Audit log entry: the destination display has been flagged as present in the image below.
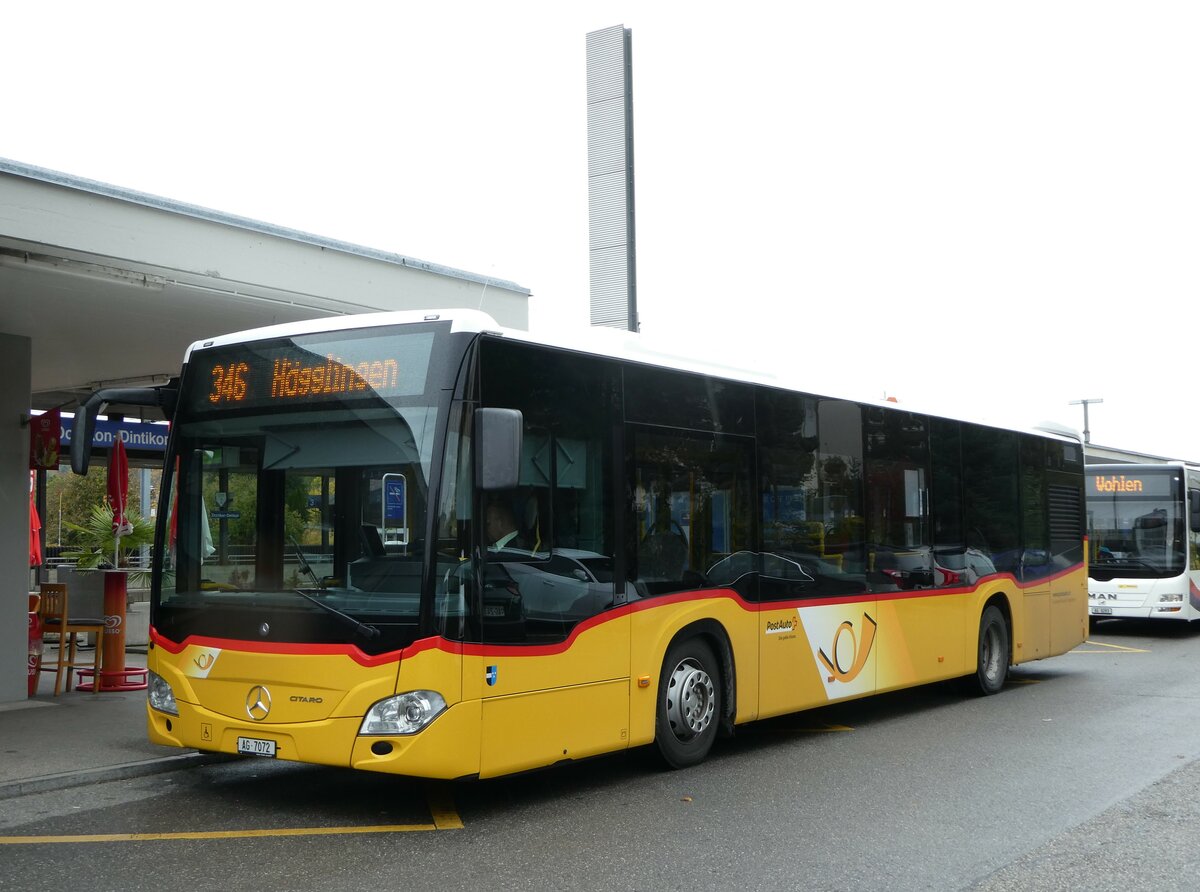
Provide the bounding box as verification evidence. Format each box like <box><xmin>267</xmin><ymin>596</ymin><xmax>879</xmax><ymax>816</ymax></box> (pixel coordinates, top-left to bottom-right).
<box><xmin>185</xmin><ymin>329</ymin><xmax>436</xmax><ymax>413</ymax></box>
<box><xmin>1089</xmin><ymin>472</ymin><xmax>1177</xmax><ymax>498</ymax></box>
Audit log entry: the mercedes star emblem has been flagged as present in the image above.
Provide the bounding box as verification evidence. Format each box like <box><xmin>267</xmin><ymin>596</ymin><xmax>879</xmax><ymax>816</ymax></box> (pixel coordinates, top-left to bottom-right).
<box><xmin>245</xmin><ymin>685</ymin><xmax>272</xmax><ymax>721</ymax></box>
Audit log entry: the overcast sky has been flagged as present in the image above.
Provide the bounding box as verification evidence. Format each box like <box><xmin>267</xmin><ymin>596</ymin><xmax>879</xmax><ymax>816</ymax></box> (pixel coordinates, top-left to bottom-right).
<box><xmin>5</xmin><ymin>2</ymin><xmax>1198</xmax><ymax>458</ymax></box>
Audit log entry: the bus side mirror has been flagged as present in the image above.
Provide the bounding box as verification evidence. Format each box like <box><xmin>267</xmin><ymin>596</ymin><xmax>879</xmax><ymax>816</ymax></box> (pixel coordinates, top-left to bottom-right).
<box><xmin>475</xmin><ymin>407</ymin><xmax>523</xmax><ymax>491</ymax></box>
<box><xmin>71</xmin><ymin>385</ymin><xmax>176</xmax><ymax>474</ymax></box>
<box><xmin>1190</xmin><ymin>491</ymin><xmax>1200</xmax><ymax>533</ymax></box>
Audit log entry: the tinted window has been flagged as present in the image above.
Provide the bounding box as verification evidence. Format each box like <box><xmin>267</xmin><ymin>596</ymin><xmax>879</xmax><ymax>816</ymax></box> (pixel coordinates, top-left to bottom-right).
<box><xmin>930</xmin><ymin>418</ymin><xmax>989</xmax><ymax>587</ymax></box>
<box><xmin>630</xmin><ymin>428</ymin><xmax>754</xmax><ymax>597</ymax></box>
<box><xmin>962</xmin><ymin>427</ymin><xmax>1019</xmax><ymax>574</ymax></box>
<box><xmin>865</xmin><ymin>408</ymin><xmax>932</xmax><ymax>592</ymax></box>
<box><xmin>1019</xmin><ymin>435</ymin><xmax>1051</xmax><ymax>581</ymax></box>
<box><xmin>475</xmin><ymin>342</ymin><xmax>619</xmax><ymax>644</ymax></box>
<box><xmin>624</xmin><ymin>365</ymin><xmax>754</xmax><ymax>435</ymax></box>
<box><xmin>757</xmin><ymin>391</ymin><xmax>867</xmax><ymax>599</ymax></box>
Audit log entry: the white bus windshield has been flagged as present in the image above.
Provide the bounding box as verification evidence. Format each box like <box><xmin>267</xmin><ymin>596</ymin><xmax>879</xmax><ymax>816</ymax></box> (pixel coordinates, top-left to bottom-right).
<box><xmin>1087</xmin><ymin>469</ymin><xmax>1186</xmax><ymax>579</ymax></box>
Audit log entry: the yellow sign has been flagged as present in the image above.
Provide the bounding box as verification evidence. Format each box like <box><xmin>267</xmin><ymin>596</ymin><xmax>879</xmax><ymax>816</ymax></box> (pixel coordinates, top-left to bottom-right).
<box><xmin>1092</xmin><ymin>475</ymin><xmax>1144</xmax><ymax>493</ymax></box>
<box><xmin>207</xmin><ymin>355</ymin><xmax>400</xmax><ymax>406</ymax></box>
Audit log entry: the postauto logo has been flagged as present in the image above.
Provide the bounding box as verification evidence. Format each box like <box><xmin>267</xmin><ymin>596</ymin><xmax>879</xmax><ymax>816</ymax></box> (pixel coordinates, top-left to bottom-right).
<box><xmin>817</xmin><ymin>613</ymin><xmax>878</xmax><ymax>684</ymax></box>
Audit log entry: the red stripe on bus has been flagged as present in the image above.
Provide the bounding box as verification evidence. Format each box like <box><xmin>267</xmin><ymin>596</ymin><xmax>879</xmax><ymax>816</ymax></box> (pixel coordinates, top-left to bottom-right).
<box><xmin>151</xmin><ymin>559</ymin><xmax>1084</xmax><ymax>662</ymax></box>
<box><xmin>149</xmin><ymin>628</ymin><xmax>403</xmax><ymax>667</ymax></box>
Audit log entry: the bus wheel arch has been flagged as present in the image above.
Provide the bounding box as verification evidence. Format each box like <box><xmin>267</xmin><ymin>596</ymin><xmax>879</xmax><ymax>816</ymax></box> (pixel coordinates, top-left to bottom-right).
<box><xmin>654</xmin><ymin>621</ymin><xmax>734</xmax><ymax>769</ymax></box>
<box><xmin>972</xmin><ymin>597</ymin><xmax>1012</xmax><ymax>696</ymax></box>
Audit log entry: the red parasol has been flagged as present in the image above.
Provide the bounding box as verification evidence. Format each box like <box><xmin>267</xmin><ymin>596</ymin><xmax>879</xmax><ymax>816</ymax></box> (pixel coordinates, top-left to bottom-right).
<box><xmin>95</xmin><ymin>436</ymin><xmax>146</xmax><ymax>693</ymax></box>
<box><xmin>29</xmin><ymin>473</ymin><xmax>42</xmax><ymax>567</ymax></box>
<box><xmin>108</xmin><ymin>437</ymin><xmax>133</xmax><ymax>539</ymax></box>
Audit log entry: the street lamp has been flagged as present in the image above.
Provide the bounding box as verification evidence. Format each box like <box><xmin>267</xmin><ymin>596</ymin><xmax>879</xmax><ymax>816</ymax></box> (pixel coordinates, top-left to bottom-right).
<box><xmin>1069</xmin><ymin>398</ymin><xmax>1103</xmax><ymax>444</ymax></box>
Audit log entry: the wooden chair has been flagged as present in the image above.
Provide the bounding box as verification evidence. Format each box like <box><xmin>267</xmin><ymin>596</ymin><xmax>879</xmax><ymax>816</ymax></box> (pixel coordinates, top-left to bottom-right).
<box><xmin>37</xmin><ymin>583</ymin><xmax>104</xmax><ymax>696</ymax></box>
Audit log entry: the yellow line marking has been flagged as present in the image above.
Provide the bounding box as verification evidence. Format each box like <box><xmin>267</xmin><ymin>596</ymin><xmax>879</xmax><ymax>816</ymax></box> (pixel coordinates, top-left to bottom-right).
<box><xmin>426</xmin><ymin>785</ymin><xmax>465</xmax><ymax>830</ymax></box>
<box><xmin>0</xmin><ymin>824</ymin><xmax>437</xmax><ymax>844</ymax></box>
<box><xmin>1074</xmin><ymin>640</ymin><xmax>1150</xmax><ymax>653</ymax></box>
<box><xmin>0</xmin><ymin>788</ymin><xmax>465</xmax><ymax>845</ymax></box>
<box><xmin>756</xmin><ymin>722</ymin><xmax>854</xmax><ymax>734</ymax></box>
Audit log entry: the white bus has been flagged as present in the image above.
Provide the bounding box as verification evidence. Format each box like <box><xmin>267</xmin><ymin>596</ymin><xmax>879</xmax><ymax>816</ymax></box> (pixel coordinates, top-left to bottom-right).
<box><xmin>1086</xmin><ymin>462</ymin><xmax>1200</xmax><ymax>622</ymax></box>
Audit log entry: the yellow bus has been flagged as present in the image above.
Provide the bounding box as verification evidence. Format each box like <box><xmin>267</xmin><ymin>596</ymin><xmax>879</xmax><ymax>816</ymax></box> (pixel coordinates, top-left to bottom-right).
<box><xmin>73</xmin><ymin>310</ymin><xmax>1088</xmax><ymax>777</ymax></box>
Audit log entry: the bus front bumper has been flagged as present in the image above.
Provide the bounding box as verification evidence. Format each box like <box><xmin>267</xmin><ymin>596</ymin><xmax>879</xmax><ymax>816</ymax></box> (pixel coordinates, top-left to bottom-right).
<box><xmin>147</xmin><ymin>698</ymin><xmax>482</xmax><ymax>779</ymax></box>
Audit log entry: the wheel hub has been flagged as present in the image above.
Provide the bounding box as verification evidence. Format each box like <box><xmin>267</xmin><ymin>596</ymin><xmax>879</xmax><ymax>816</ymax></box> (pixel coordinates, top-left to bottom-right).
<box><xmin>666</xmin><ymin>658</ymin><xmax>715</xmax><ymax>740</ymax></box>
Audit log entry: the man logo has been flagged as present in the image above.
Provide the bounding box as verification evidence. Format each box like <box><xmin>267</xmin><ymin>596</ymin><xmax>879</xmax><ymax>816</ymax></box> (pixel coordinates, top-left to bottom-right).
<box><xmin>817</xmin><ymin>613</ymin><xmax>878</xmax><ymax>684</ymax></box>
<box><xmin>245</xmin><ymin>685</ymin><xmax>272</xmax><ymax>721</ymax></box>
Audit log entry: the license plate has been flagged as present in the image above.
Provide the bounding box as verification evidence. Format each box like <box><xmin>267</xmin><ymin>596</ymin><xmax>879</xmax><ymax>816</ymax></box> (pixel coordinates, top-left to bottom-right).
<box><xmin>236</xmin><ymin>736</ymin><xmax>277</xmax><ymax>757</ymax></box>
<box><xmin>1091</xmin><ymin>606</ymin><xmax>1113</xmax><ymax>616</ymax></box>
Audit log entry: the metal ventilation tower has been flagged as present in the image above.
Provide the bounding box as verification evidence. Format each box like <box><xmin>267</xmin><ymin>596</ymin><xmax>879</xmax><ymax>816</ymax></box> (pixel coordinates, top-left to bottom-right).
<box><xmin>586</xmin><ymin>25</ymin><xmax>637</xmax><ymax>332</ymax></box>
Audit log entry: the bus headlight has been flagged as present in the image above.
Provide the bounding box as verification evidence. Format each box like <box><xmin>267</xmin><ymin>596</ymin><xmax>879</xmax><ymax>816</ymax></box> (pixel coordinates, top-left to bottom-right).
<box><xmin>359</xmin><ymin>691</ymin><xmax>447</xmax><ymax>735</ymax></box>
<box><xmin>148</xmin><ymin>671</ymin><xmax>179</xmax><ymax>716</ymax></box>
<box><xmin>1159</xmin><ymin>593</ymin><xmax>1184</xmax><ymax>603</ymax></box>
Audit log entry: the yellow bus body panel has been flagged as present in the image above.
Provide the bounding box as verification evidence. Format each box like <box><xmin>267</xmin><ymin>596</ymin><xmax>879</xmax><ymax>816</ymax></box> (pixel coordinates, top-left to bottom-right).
<box><xmin>147</xmin><ymin>639</ymin><xmax>403</xmax><ymax>769</ymax></box>
<box><xmin>628</xmin><ymin>592</ymin><xmax>760</xmax><ymax>749</ymax></box>
<box><xmin>147</xmin><ymin>561</ymin><xmax>1086</xmax><ymax>779</ymax></box>
<box><xmin>461</xmin><ymin>611</ymin><xmax>630</xmax><ymax>777</ymax></box>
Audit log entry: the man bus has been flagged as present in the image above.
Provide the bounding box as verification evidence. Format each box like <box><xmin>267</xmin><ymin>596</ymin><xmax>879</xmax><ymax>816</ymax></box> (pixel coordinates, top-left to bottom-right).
<box><xmin>72</xmin><ymin>309</ymin><xmax>1088</xmax><ymax>778</ymax></box>
<box><xmin>1087</xmin><ymin>462</ymin><xmax>1200</xmax><ymax>622</ymax></box>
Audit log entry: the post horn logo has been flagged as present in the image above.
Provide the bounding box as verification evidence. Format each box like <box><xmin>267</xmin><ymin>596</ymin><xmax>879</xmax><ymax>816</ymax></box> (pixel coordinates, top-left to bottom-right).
<box><xmin>817</xmin><ymin>613</ymin><xmax>878</xmax><ymax>684</ymax></box>
<box><xmin>246</xmin><ymin>685</ymin><xmax>272</xmax><ymax>721</ymax></box>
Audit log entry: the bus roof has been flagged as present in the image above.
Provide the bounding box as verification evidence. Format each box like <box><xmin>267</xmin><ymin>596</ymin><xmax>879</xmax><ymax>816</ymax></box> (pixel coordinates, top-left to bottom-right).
<box><xmin>184</xmin><ymin>308</ymin><xmax>1082</xmax><ymax>445</ymax></box>
<box><xmin>1087</xmin><ymin>461</ymin><xmax>1200</xmax><ymax>473</ymax></box>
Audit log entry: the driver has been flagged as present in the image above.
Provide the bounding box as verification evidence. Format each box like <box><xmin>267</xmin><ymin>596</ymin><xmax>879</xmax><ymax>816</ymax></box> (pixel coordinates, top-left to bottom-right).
<box><xmin>486</xmin><ymin>502</ymin><xmax>527</xmax><ymax>550</ymax></box>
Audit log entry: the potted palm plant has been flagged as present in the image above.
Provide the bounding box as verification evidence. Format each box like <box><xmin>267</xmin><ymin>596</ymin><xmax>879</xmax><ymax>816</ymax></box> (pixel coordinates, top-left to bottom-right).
<box><xmin>58</xmin><ymin>499</ymin><xmax>157</xmax><ymax>691</ymax></box>
<box><xmin>62</xmin><ymin>502</ymin><xmax>155</xmax><ymax>587</ymax></box>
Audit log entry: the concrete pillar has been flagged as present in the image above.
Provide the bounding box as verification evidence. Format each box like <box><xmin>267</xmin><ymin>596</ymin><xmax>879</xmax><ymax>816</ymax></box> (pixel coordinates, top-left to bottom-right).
<box><xmin>0</xmin><ymin>334</ymin><xmax>32</xmax><ymax>702</ymax></box>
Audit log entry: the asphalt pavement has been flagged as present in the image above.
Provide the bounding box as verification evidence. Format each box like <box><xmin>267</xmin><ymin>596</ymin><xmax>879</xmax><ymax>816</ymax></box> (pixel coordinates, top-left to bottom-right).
<box><xmin>0</xmin><ymin>634</ymin><xmax>225</xmax><ymax>801</ymax></box>
<box><xmin>3</xmin><ymin>626</ymin><xmax>1200</xmax><ymax>890</ymax></box>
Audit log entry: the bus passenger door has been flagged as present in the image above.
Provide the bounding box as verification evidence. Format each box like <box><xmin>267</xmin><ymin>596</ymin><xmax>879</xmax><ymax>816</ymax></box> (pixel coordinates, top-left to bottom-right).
<box><xmin>470</xmin><ymin>338</ymin><xmax>629</xmax><ymax>778</ymax></box>
<box><xmin>473</xmin><ymin>548</ymin><xmax>630</xmax><ymax>779</ymax></box>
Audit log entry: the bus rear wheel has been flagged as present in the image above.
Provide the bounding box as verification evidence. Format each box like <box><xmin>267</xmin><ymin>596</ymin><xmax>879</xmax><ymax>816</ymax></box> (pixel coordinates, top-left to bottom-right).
<box><xmin>655</xmin><ymin>638</ymin><xmax>721</xmax><ymax>769</ymax></box>
<box><xmin>972</xmin><ymin>605</ymin><xmax>1010</xmax><ymax>695</ymax></box>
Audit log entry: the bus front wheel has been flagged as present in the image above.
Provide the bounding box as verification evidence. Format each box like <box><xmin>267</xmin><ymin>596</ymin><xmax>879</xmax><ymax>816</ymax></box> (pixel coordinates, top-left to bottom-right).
<box><xmin>972</xmin><ymin>605</ymin><xmax>1010</xmax><ymax>695</ymax></box>
<box><xmin>655</xmin><ymin>638</ymin><xmax>721</xmax><ymax>769</ymax></box>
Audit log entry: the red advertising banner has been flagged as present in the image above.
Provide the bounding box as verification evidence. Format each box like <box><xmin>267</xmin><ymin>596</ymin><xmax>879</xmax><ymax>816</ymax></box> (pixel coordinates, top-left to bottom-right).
<box><xmin>29</xmin><ymin>408</ymin><xmax>61</xmax><ymax>470</ymax></box>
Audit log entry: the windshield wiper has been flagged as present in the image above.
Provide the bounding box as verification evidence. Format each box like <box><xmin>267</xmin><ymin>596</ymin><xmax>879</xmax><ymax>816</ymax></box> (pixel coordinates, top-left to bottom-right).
<box><xmin>1105</xmin><ymin>558</ymin><xmax>1155</xmax><ymax>570</ymax></box>
<box><xmin>289</xmin><ymin>589</ymin><xmax>381</xmax><ymax>640</ymax></box>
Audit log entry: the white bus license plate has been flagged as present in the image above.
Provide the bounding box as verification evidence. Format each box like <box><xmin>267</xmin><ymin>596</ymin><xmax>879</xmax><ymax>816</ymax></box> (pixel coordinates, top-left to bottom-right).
<box><xmin>1091</xmin><ymin>606</ymin><xmax>1113</xmax><ymax>616</ymax></box>
<box><xmin>237</xmin><ymin>736</ymin><xmax>277</xmax><ymax>757</ymax></box>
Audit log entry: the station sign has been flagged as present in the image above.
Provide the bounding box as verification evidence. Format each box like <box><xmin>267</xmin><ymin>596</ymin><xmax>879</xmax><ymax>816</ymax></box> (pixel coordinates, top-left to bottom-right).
<box><xmin>53</xmin><ymin>414</ymin><xmax>169</xmax><ymax>456</ymax></box>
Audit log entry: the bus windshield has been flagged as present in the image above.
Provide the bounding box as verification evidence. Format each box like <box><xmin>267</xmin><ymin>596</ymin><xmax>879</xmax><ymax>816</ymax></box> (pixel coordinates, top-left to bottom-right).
<box><xmin>154</xmin><ymin>322</ymin><xmax>465</xmax><ymax>654</ymax></box>
<box><xmin>1087</xmin><ymin>468</ymin><xmax>1186</xmax><ymax>580</ymax></box>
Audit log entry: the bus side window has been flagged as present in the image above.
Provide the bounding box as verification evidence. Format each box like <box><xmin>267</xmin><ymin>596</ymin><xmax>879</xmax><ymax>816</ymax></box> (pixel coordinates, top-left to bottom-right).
<box><xmin>475</xmin><ymin>340</ymin><xmax>620</xmax><ymax>645</ymax></box>
<box><xmin>630</xmin><ymin>427</ymin><xmax>753</xmax><ymax>597</ymax></box>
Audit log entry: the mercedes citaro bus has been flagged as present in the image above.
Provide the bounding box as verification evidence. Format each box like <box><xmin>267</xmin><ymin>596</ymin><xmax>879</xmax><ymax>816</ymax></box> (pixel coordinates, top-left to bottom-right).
<box><xmin>72</xmin><ymin>310</ymin><xmax>1088</xmax><ymax>778</ymax></box>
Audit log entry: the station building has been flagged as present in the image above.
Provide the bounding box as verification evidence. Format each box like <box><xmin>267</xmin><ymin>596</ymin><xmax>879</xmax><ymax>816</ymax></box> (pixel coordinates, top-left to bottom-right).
<box><xmin>0</xmin><ymin>158</ymin><xmax>530</xmax><ymax>702</ymax></box>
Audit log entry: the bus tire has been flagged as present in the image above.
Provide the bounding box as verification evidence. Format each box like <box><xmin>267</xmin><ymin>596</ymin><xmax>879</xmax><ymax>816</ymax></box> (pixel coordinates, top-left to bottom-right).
<box><xmin>972</xmin><ymin>605</ymin><xmax>1010</xmax><ymax>695</ymax></box>
<box><xmin>655</xmin><ymin>638</ymin><xmax>721</xmax><ymax>769</ymax></box>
